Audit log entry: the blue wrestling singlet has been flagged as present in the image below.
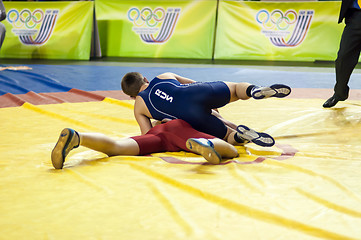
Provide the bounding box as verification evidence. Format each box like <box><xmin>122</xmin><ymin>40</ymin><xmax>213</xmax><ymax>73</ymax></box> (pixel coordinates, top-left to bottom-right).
<box><xmin>137</xmin><ymin>77</ymin><xmax>231</xmax><ymax>139</ymax></box>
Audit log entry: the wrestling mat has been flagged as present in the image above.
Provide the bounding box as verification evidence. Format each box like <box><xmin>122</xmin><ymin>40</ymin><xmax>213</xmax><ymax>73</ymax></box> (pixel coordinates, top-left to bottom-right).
<box><xmin>1</xmin><ymin>63</ymin><xmax>361</xmax><ymax>239</ymax></box>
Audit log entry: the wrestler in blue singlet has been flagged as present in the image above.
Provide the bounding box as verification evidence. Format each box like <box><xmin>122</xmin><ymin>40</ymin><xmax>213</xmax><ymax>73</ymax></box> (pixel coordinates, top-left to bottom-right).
<box><xmin>138</xmin><ymin>77</ymin><xmax>231</xmax><ymax>139</ymax></box>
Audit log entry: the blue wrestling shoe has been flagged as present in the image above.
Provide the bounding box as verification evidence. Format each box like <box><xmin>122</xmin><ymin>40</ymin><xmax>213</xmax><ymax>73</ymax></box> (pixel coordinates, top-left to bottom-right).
<box><xmin>236</xmin><ymin>125</ymin><xmax>275</xmax><ymax>147</ymax></box>
<box><xmin>251</xmin><ymin>84</ymin><xmax>291</xmax><ymax>99</ymax></box>
<box><xmin>186</xmin><ymin>138</ymin><xmax>221</xmax><ymax>164</ymax></box>
<box><xmin>51</xmin><ymin>128</ymin><xmax>79</xmax><ymax>169</ymax></box>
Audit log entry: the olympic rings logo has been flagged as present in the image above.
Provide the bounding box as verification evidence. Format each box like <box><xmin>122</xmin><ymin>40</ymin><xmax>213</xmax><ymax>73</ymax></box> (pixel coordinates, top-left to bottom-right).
<box><xmin>7</xmin><ymin>9</ymin><xmax>44</xmax><ymax>29</ymax></box>
<box><xmin>128</xmin><ymin>7</ymin><xmax>165</xmax><ymax>27</ymax></box>
<box><xmin>256</xmin><ymin>9</ymin><xmax>297</xmax><ymax>31</ymax></box>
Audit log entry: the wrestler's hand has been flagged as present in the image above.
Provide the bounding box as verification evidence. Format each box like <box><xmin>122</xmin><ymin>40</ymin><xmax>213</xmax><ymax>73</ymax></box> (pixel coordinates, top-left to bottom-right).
<box><xmin>151</xmin><ymin>118</ymin><xmax>172</xmax><ymax>127</ymax></box>
<box><xmin>151</xmin><ymin>120</ymin><xmax>162</xmax><ymax>127</ymax></box>
<box><xmin>161</xmin><ymin>118</ymin><xmax>172</xmax><ymax>123</ymax></box>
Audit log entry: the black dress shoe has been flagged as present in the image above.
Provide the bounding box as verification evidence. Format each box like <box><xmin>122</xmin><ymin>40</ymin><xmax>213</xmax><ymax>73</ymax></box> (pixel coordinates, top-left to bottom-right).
<box><xmin>323</xmin><ymin>96</ymin><xmax>339</xmax><ymax>108</ymax></box>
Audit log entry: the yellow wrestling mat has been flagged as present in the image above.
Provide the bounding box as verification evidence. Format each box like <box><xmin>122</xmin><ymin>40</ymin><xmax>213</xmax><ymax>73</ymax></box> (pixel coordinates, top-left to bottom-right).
<box><xmin>1</xmin><ymin>97</ymin><xmax>361</xmax><ymax>239</ymax></box>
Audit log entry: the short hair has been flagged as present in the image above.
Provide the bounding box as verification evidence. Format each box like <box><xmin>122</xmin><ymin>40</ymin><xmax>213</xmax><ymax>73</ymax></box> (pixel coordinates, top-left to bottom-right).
<box><xmin>121</xmin><ymin>72</ymin><xmax>146</xmax><ymax>97</ymax></box>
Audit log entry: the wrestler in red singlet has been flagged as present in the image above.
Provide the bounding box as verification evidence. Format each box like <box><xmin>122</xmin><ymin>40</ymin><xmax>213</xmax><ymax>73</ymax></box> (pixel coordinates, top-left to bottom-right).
<box><xmin>131</xmin><ymin>119</ymin><xmax>215</xmax><ymax>155</ymax></box>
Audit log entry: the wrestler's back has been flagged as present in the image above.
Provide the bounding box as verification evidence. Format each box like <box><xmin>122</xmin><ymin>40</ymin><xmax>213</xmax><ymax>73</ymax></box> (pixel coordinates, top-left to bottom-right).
<box><xmin>138</xmin><ymin>78</ymin><xmax>198</xmax><ymax>120</ymax></box>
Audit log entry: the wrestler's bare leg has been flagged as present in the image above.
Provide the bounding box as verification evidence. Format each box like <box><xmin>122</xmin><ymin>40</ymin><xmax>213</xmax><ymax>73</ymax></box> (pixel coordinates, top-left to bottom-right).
<box><xmin>209</xmin><ymin>138</ymin><xmax>238</xmax><ymax>158</ymax></box>
<box><xmin>224</xmin><ymin>82</ymin><xmax>291</xmax><ymax>102</ymax></box>
<box><xmin>51</xmin><ymin>129</ymin><xmax>140</xmax><ymax>169</ymax></box>
<box><xmin>79</xmin><ymin>132</ymin><xmax>139</xmax><ymax>156</ymax></box>
<box><xmin>225</xmin><ymin>82</ymin><xmax>251</xmax><ymax>102</ymax></box>
<box><xmin>186</xmin><ymin>138</ymin><xmax>238</xmax><ymax>164</ymax></box>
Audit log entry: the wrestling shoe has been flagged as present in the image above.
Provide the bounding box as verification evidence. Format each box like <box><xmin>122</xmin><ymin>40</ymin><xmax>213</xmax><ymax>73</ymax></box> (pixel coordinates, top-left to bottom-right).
<box><xmin>251</xmin><ymin>84</ymin><xmax>291</xmax><ymax>99</ymax></box>
<box><xmin>236</xmin><ymin>125</ymin><xmax>275</xmax><ymax>147</ymax></box>
<box><xmin>186</xmin><ymin>138</ymin><xmax>222</xmax><ymax>164</ymax></box>
<box><xmin>51</xmin><ymin>128</ymin><xmax>79</xmax><ymax>169</ymax></box>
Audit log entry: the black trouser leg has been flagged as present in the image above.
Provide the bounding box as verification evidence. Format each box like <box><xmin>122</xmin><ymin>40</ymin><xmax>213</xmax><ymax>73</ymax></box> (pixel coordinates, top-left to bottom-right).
<box><xmin>0</xmin><ymin>23</ymin><xmax>5</xmax><ymax>50</ymax></box>
<box><xmin>334</xmin><ymin>10</ymin><xmax>361</xmax><ymax>100</ymax></box>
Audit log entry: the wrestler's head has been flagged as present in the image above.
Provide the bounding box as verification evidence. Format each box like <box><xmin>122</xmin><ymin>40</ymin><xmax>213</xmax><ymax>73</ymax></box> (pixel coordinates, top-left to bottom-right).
<box><xmin>121</xmin><ymin>72</ymin><xmax>148</xmax><ymax>98</ymax></box>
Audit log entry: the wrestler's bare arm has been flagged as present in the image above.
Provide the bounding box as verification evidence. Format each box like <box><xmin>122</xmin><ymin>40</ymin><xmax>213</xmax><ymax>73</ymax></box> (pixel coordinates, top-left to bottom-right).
<box><xmin>134</xmin><ymin>97</ymin><xmax>153</xmax><ymax>135</ymax></box>
<box><xmin>157</xmin><ymin>72</ymin><xmax>195</xmax><ymax>84</ymax></box>
<box><xmin>135</xmin><ymin>111</ymin><xmax>152</xmax><ymax>135</ymax></box>
<box><xmin>211</xmin><ymin>109</ymin><xmax>237</xmax><ymax>130</ymax></box>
